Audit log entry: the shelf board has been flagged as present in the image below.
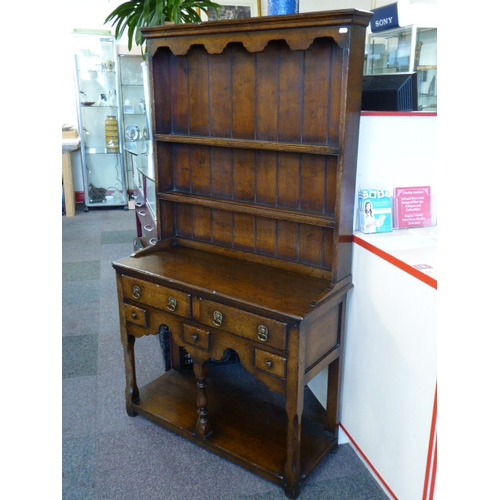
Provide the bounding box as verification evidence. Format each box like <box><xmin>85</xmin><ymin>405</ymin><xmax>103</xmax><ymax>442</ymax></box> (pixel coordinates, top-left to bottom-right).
<box><xmin>155</xmin><ymin>133</ymin><xmax>340</xmax><ymax>156</ymax></box>
<box><xmin>159</xmin><ymin>192</ymin><xmax>336</xmax><ymax>228</ymax></box>
<box><xmin>84</xmin><ymin>148</ymin><xmax>122</xmax><ymax>155</ymax></box>
<box><xmin>80</xmin><ymin>104</ymin><xmax>119</xmax><ymax>109</ymax></box>
<box><xmin>131</xmin><ymin>364</ymin><xmax>336</xmax><ymax>485</ymax></box>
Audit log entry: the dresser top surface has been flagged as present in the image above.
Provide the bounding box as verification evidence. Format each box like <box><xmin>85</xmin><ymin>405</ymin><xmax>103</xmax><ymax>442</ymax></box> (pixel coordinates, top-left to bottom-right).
<box><xmin>113</xmin><ymin>246</ymin><xmax>337</xmax><ymax>321</ymax></box>
<box><xmin>142</xmin><ymin>9</ymin><xmax>372</xmax><ymax>38</ymax></box>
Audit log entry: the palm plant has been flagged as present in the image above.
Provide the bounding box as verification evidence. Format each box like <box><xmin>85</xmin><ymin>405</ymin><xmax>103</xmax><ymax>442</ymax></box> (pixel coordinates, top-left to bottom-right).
<box><xmin>104</xmin><ymin>0</ymin><xmax>220</xmax><ymax>56</ymax></box>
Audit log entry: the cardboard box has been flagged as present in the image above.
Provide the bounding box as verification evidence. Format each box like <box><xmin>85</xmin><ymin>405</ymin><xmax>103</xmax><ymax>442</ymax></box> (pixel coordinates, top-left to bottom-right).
<box><xmin>62</xmin><ymin>128</ymin><xmax>78</xmax><ymax>140</ymax></box>
<box><xmin>358</xmin><ymin>189</ymin><xmax>392</xmax><ymax>233</ymax></box>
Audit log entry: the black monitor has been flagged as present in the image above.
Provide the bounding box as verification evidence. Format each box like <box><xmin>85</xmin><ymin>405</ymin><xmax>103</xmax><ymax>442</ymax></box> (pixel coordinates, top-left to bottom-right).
<box><xmin>361</xmin><ymin>72</ymin><xmax>418</xmax><ymax>112</ymax></box>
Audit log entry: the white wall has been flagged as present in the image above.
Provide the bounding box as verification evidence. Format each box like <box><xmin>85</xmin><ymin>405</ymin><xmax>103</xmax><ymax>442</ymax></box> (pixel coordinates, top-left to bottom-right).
<box><xmin>355</xmin><ymin>114</ymin><xmax>438</xmax><ymax>203</ymax></box>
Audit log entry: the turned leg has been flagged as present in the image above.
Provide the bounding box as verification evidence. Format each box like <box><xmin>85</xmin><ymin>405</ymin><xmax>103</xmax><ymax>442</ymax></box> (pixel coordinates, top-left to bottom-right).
<box><xmin>193</xmin><ymin>359</ymin><xmax>212</xmax><ymax>438</ymax></box>
<box><xmin>123</xmin><ymin>333</ymin><xmax>139</xmax><ymax>416</ymax></box>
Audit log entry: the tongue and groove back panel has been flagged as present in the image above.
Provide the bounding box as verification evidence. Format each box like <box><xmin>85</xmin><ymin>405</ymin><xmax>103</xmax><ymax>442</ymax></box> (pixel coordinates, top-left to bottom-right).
<box><xmin>145</xmin><ymin>11</ymin><xmax>370</xmax><ymax>282</ymax></box>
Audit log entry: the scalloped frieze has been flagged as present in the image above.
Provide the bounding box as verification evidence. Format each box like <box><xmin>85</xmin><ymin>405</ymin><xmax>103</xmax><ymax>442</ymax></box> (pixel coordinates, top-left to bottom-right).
<box><xmin>148</xmin><ymin>26</ymin><xmax>351</xmax><ymax>57</ymax></box>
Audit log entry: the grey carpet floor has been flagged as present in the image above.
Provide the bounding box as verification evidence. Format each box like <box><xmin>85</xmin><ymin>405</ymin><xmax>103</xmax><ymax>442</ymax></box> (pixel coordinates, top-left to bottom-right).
<box><xmin>62</xmin><ymin>204</ymin><xmax>389</xmax><ymax>500</ymax></box>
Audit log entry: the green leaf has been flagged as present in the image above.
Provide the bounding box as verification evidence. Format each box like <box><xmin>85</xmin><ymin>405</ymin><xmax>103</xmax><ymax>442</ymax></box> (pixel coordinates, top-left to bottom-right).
<box><xmin>103</xmin><ymin>0</ymin><xmax>221</xmax><ymax>52</ymax></box>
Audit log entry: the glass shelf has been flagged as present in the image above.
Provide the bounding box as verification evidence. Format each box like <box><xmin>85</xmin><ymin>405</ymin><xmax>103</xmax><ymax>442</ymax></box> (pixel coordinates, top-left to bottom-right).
<box><xmin>84</xmin><ymin>148</ymin><xmax>123</xmax><ymax>155</ymax></box>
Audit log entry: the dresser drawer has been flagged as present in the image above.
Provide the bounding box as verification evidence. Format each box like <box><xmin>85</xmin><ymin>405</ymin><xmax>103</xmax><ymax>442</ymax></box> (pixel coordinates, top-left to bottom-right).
<box><xmin>255</xmin><ymin>349</ymin><xmax>286</xmax><ymax>379</ymax></box>
<box><xmin>183</xmin><ymin>324</ymin><xmax>211</xmax><ymax>351</ymax></box>
<box><xmin>124</xmin><ymin>303</ymin><xmax>148</xmax><ymax>327</ymax></box>
<box><xmin>196</xmin><ymin>298</ymin><xmax>287</xmax><ymax>351</ymax></box>
<box><xmin>121</xmin><ymin>275</ymin><xmax>191</xmax><ymax>318</ymax></box>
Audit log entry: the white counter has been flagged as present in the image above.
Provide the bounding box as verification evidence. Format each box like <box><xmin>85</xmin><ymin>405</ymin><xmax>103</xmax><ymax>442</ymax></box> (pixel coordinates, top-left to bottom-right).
<box><xmin>354</xmin><ymin>226</ymin><xmax>437</xmax><ymax>283</ymax></box>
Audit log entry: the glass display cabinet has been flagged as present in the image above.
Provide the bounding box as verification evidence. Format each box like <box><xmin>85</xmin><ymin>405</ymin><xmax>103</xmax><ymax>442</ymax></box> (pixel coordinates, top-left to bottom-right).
<box><xmin>73</xmin><ymin>30</ymin><xmax>128</xmax><ymax>210</ymax></box>
<box><xmin>365</xmin><ymin>26</ymin><xmax>437</xmax><ymax>111</ymax></box>
<box><xmin>118</xmin><ymin>54</ymin><xmax>150</xmax><ymax>193</ymax></box>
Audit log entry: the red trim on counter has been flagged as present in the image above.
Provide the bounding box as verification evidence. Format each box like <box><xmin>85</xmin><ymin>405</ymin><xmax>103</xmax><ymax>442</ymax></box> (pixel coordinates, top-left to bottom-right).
<box><xmin>341</xmin><ymin>383</ymin><xmax>437</xmax><ymax>500</ymax></box>
<box><xmin>422</xmin><ymin>384</ymin><xmax>437</xmax><ymax>500</ymax></box>
<box><xmin>361</xmin><ymin>111</ymin><xmax>437</xmax><ymax>117</ymax></box>
<box><xmin>340</xmin><ymin>423</ymin><xmax>398</xmax><ymax>500</ymax></box>
<box><xmin>353</xmin><ymin>234</ymin><xmax>437</xmax><ymax>289</ymax></box>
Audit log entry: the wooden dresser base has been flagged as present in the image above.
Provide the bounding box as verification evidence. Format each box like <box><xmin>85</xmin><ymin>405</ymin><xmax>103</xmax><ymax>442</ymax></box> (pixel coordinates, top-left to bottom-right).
<box><xmin>115</xmin><ymin>244</ymin><xmax>347</xmax><ymax>498</ymax></box>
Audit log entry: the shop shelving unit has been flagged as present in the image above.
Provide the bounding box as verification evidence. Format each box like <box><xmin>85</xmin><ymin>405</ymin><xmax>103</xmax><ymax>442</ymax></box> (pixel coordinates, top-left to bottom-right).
<box><xmin>73</xmin><ymin>30</ymin><xmax>128</xmax><ymax>210</ymax></box>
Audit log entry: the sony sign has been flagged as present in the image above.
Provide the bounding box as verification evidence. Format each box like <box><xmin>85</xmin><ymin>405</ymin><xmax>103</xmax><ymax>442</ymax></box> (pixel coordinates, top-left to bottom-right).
<box><xmin>370</xmin><ymin>3</ymin><xmax>400</xmax><ymax>33</ymax></box>
<box><xmin>375</xmin><ymin>17</ymin><xmax>394</xmax><ymax>29</ymax></box>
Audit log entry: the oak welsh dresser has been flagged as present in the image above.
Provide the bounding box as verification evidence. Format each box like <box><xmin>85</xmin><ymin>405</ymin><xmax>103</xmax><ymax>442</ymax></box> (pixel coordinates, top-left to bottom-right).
<box><xmin>113</xmin><ymin>10</ymin><xmax>372</xmax><ymax>499</ymax></box>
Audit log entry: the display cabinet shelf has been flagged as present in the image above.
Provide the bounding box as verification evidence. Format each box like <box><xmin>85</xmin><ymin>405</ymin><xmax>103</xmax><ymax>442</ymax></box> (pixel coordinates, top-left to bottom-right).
<box><xmin>83</xmin><ymin>148</ymin><xmax>121</xmax><ymax>155</ymax></box>
<box><xmin>80</xmin><ymin>104</ymin><xmax>119</xmax><ymax>109</ymax></box>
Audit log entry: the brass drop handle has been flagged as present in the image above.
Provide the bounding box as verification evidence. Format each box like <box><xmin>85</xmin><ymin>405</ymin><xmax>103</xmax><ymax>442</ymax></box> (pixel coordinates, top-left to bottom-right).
<box><xmin>213</xmin><ymin>311</ymin><xmax>223</xmax><ymax>327</ymax></box>
<box><xmin>192</xmin><ymin>334</ymin><xmax>199</xmax><ymax>342</ymax></box>
<box><xmin>167</xmin><ymin>297</ymin><xmax>177</xmax><ymax>312</ymax></box>
<box><xmin>265</xmin><ymin>360</ymin><xmax>273</xmax><ymax>369</ymax></box>
<box><xmin>257</xmin><ymin>325</ymin><xmax>269</xmax><ymax>342</ymax></box>
<box><xmin>131</xmin><ymin>312</ymin><xmax>137</xmax><ymax>320</ymax></box>
<box><xmin>132</xmin><ymin>285</ymin><xmax>141</xmax><ymax>299</ymax></box>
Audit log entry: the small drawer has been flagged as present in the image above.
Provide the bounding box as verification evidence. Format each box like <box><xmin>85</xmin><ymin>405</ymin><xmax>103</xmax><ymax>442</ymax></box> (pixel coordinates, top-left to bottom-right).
<box><xmin>196</xmin><ymin>298</ymin><xmax>287</xmax><ymax>351</ymax></box>
<box><xmin>121</xmin><ymin>275</ymin><xmax>191</xmax><ymax>318</ymax></box>
<box><xmin>183</xmin><ymin>324</ymin><xmax>211</xmax><ymax>351</ymax></box>
<box><xmin>124</xmin><ymin>303</ymin><xmax>148</xmax><ymax>327</ymax></box>
<box><xmin>254</xmin><ymin>349</ymin><xmax>286</xmax><ymax>379</ymax></box>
